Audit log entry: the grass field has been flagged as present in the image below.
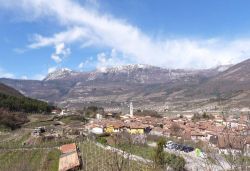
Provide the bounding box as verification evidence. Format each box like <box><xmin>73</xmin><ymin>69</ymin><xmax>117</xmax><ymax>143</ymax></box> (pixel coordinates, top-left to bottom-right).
<box><xmin>0</xmin><ymin>149</ymin><xmax>60</xmax><ymax>171</ymax></box>
<box><xmin>112</xmin><ymin>142</ymin><xmax>186</xmax><ymax>171</ymax></box>
<box><xmin>0</xmin><ymin>131</ymin><xmax>30</xmax><ymax>149</ymax></box>
<box><xmin>116</xmin><ymin>144</ymin><xmax>155</xmax><ymax>160</ymax></box>
<box><xmin>78</xmin><ymin>141</ymin><xmax>155</xmax><ymax>171</ymax></box>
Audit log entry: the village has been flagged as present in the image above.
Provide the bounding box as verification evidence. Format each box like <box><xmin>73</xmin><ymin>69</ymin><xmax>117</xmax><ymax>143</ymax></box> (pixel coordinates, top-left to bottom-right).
<box><xmin>84</xmin><ymin>105</ymin><xmax>250</xmax><ymax>155</ymax></box>
<box><xmin>1</xmin><ymin>103</ymin><xmax>249</xmax><ymax>171</ymax></box>
<box><xmin>42</xmin><ymin>102</ymin><xmax>250</xmax><ymax>171</ymax></box>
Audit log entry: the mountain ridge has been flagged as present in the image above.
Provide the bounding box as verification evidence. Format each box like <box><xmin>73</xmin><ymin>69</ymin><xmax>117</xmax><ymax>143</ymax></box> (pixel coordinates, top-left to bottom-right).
<box><xmin>1</xmin><ymin>60</ymin><xmax>250</xmax><ymax>111</ymax></box>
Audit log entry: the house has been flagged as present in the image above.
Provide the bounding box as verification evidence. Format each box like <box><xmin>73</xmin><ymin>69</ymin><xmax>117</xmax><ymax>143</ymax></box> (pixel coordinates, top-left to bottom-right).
<box><xmin>59</xmin><ymin>143</ymin><xmax>80</xmax><ymax>171</ymax></box>
<box><xmin>150</xmin><ymin>127</ymin><xmax>164</xmax><ymax>136</ymax></box>
<box><xmin>126</xmin><ymin>123</ymin><xmax>146</xmax><ymax>134</ymax></box>
<box><xmin>91</xmin><ymin>127</ymin><xmax>104</xmax><ymax>135</ymax></box>
<box><xmin>59</xmin><ymin>152</ymin><xmax>80</xmax><ymax>171</ymax></box>
<box><xmin>96</xmin><ymin>113</ymin><xmax>103</xmax><ymax>120</ymax></box>
<box><xmin>104</xmin><ymin>121</ymin><xmax>125</xmax><ymax>133</ymax></box>
<box><xmin>51</xmin><ymin>109</ymin><xmax>61</xmax><ymax>114</ymax></box>
<box><xmin>163</xmin><ymin>129</ymin><xmax>171</xmax><ymax>137</ymax></box>
<box><xmin>191</xmin><ymin>131</ymin><xmax>206</xmax><ymax>141</ymax></box>
<box><xmin>60</xmin><ymin>143</ymin><xmax>78</xmax><ymax>154</ymax></box>
<box><xmin>60</xmin><ymin>109</ymin><xmax>68</xmax><ymax>116</ymax></box>
<box><xmin>104</xmin><ymin>125</ymin><xmax>115</xmax><ymax>133</ymax></box>
<box><xmin>210</xmin><ymin>134</ymin><xmax>248</xmax><ymax>154</ymax></box>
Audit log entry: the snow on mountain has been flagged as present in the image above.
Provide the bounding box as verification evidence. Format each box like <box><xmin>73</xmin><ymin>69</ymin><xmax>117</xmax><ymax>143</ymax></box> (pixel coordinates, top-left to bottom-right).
<box><xmin>213</xmin><ymin>64</ymin><xmax>233</xmax><ymax>72</ymax></box>
<box><xmin>44</xmin><ymin>68</ymin><xmax>77</xmax><ymax>81</ymax></box>
<box><xmin>97</xmin><ymin>64</ymin><xmax>155</xmax><ymax>73</ymax></box>
<box><xmin>43</xmin><ymin>64</ymin><xmax>230</xmax><ymax>83</ymax></box>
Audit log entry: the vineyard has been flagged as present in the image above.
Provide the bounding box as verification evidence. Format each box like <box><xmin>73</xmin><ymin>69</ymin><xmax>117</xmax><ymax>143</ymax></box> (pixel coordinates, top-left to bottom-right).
<box><xmin>0</xmin><ymin>129</ymin><xmax>160</xmax><ymax>171</ymax></box>
<box><xmin>78</xmin><ymin>141</ymin><xmax>156</xmax><ymax>171</ymax></box>
<box><xmin>0</xmin><ymin>121</ymin><xmax>183</xmax><ymax>171</ymax></box>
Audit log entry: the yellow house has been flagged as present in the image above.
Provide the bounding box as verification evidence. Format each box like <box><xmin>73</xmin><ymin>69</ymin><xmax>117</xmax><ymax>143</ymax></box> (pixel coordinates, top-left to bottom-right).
<box><xmin>127</xmin><ymin>123</ymin><xmax>145</xmax><ymax>134</ymax></box>
<box><xmin>104</xmin><ymin>122</ymin><xmax>146</xmax><ymax>134</ymax></box>
<box><xmin>104</xmin><ymin>122</ymin><xmax>125</xmax><ymax>133</ymax></box>
<box><xmin>127</xmin><ymin>128</ymin><xmax>144</xmax><ymax>134</ymax></box>
<box><xmin>104</xmin><ymin>125</ymin><xmax>114</xmax><ymax>133</ymax></box>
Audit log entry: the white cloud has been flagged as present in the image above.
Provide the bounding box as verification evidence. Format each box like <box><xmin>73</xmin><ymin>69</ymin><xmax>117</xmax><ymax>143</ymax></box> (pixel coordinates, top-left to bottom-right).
<box><xmin>48</xmin><ymin>66</ymin><xmax>58</xmax><ymax>73</ymax></box>
<box><xmin>78</xmin><ymin>56</ymin><xmax>96</xmax><ymax>71</ymax></box>
<box><xmin>21</xmin><ymin>75</ymin><xmax>28</xmax><ymax>80</ymax></box>
<box><xmin>51</xmin><ymin>54</ymin><xmax>62</xmax><ymax>63</ymax></box>
<box><xmin>32</xmin><ymin>74</ymin><xmax>46</xmax><ymax>80</ymax></box>
<box><xmin>0</xmin><ymin>68</ymin><xmax>15</xmax><ymax>79</ymax></box>
<box><xmin>1</xmin><ymin>0</ymin><xmax>250</xmax><ymax>69</ymax></box>
<box><xmin>50</xmin><ymin>43</ymin><xmax>71</xmax><ymax>63</ymax></box>
<box><xmin>29</xmin><ymin>27</ymin><xmax>92</xmax><ymax>48</ymax></box>
<box><xmin>96</xmin><ymin>49</ymin><xmax>130</xmax><ymax>71</ymax></box>
<box><xmin>78</xmin><ymin>62</ymin><xmax>85</xmax><ymax>69</ymax></box>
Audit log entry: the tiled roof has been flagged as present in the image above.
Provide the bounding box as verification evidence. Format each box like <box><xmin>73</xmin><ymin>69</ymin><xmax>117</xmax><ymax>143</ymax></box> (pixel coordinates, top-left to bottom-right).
<box><xmin>59</xmin><ymin>151</ymin><xmax>80</xmax><ymax>171</ymax></box>
<box><xmin>60</xmin><ymin>143</ymin><xmax>77</xmax><ymax>154</ymax></box>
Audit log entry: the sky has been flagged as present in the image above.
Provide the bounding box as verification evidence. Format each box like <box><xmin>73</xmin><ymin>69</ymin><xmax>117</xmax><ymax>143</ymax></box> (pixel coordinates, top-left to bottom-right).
<box><xmin>1</xmin><ymin>0</ymin><xmax>250</xmax><ymax>80</ymax></box>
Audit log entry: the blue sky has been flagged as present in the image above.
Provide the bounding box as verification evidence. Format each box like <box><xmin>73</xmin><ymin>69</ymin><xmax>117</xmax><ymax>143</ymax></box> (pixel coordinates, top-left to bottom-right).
<box><xmin>1</xmin><ymin>0</ymin><xmax>250</xmax><ymax>80</ymax></box>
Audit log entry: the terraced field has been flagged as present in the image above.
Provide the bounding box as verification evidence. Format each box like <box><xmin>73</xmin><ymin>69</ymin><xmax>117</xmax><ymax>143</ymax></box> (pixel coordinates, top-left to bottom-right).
<box><xmin>0</xmin><ymin>149</ymin><xmax>60</xmax><ymax>171</ymax></box>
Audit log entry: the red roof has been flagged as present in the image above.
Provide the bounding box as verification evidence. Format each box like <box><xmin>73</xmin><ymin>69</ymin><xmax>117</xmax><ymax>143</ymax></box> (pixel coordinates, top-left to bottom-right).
<box><xmin>59</xmin><ymin>151</ymin><xmax>80</xmax><ymax>171</ymax></box>
<box><xmin>60</xmin><ymin>143</ymin><xmax>77</xmax><ymax>154</ymax></box>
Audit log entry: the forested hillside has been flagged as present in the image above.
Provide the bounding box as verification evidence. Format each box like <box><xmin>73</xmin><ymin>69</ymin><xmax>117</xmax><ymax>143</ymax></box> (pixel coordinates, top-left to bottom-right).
<box><xmin>0</xmin><ymin>93</ymin><xmax>54</xmax><ymax>113</ymax></box>
<box><xmin>0</xmin><ymin>83</ymin><xmax>23</xmax><ymax>97</ymax></box>
<box><xmin>0</xmin><ymin>83</ymin><xmax>54</xmax><ymax>113</ymax></box>
<box><xmin>0</xmin><ymin>83</ymin><xmax>55</xmax><ymax>130</ymax></box>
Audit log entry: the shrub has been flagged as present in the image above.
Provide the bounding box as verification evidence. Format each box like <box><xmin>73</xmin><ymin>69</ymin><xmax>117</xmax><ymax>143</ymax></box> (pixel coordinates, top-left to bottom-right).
<box><xmin>97</xmin><ymin>137</ymin><xmax>107</xmax><ymax>145</ymax></box>
<box><xmin>154</xmin><ymin>138</ymin><xmax>166</xmax><ymax>168</ymax></box>
<box><xmin>165</xmin><ymin>153</ymin><xmax>185</xmax><ymax>171</ymax></box>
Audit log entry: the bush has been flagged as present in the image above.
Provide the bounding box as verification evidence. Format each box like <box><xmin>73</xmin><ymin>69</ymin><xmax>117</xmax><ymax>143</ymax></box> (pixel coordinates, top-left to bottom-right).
<box><xmin>154</xmin><ymin>138</ymin><xmax>166</xmax><ymax>168</ymax></box>
<box><xmin>97</xmin><ymin>137</ymin><xmax>107</xmax><ymax>145</ymax></box>
<box><xmin>0</xmin><ymin>109</ymin><xmax>29</xmax><ymax>130</ymax></box>
<box><xmin>154</xmin><ymin>138</ymin><xmax>186</xmax><ymax>170</ymax></box>
<box><xmin>165</xmin><ymin>153</ymin><xmax>185</xmax><ymax>171</ymax></box>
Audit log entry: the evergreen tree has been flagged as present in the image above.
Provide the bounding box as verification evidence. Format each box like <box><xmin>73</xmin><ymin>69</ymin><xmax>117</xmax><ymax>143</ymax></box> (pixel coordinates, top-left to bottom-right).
<box><xmin>154</xmin><ymin>138</ymin><xmax>166</xmax><ymax>168</ymax></box>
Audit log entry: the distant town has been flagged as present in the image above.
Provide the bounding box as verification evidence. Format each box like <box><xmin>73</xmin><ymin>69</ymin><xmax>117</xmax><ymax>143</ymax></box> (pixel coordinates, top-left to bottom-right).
<box><xmin>40</xmin><ymin>102</ymin><xmax>249</xmax><ymax>171</ymax></box>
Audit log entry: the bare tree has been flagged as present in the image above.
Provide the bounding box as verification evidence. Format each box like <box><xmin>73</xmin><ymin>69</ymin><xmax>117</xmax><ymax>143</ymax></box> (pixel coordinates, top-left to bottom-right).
<box><xmin>106</xmin><ymin>133</ymin><xmax>132</xmax><ymax>171</ymax></box>
<box><xmin>204</xmin><ymin>124</ymin><xmax>250</xmax><ymax>171</ymax></box>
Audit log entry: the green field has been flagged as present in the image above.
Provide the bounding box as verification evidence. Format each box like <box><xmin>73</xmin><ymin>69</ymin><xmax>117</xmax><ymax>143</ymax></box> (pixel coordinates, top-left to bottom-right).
<box><xmin>0</xmin><ymin>149</ymin><xmax>60</xmax><ymax>171</ymax></box>
<box><xmin>78</xmin><ymin>141</ymin><xmax>155</xmax><ymax>171</ymax></box>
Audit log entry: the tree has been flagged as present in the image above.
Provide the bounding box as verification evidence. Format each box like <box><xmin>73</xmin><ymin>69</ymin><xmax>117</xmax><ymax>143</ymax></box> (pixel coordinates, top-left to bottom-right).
<box><xmin>154</xmin><ymin>138</ymin><xmax>166</xmax><ymax>169</ymax></box>
<box><xmin>204</xmin><ymin>125</ymin><xmax>250</xmax><ymax>171</ymax></box>
<box><xmin>106</xmin><ymin>133</ymin><xmax>133</xmax><ymax>171</ymax></box>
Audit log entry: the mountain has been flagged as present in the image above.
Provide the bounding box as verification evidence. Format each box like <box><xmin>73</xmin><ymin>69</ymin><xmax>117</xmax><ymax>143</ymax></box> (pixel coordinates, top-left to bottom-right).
<box><xmin>0</xmin><ymin>83</ymin><xmax>54</xmax><ymax>130</ymax></box>
<box><xmin>44</xmin><ymin>68</ymin><xmax>80</xmax><ymax>81</ymax></box>
<box><xmin>0</xmin><ymin>83</ymin><xmax>23</xmax><ymax>97</ymax></box>
<box><xmin>0</xmin><ymin>61</ymin><xmax>249</xmax><ymax>111</ymax></box>
<box><xmin>189</xmin><ymin>59</ymin><xmax>250</xmax><ymax>109</ymax></box>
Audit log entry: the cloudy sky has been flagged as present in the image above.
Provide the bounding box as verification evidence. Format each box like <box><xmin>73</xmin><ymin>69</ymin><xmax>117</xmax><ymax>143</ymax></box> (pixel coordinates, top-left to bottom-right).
<box><xmin>1</xmin><ymin>0</ymin><xmax>250</xmax><ymax>80</ymax></box>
